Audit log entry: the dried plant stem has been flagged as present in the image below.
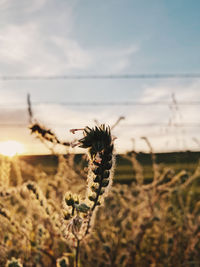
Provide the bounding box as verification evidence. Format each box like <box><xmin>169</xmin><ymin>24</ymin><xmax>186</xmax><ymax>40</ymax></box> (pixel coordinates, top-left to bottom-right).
<box><xmin>75</xmin><ymin>239</ymin><xmax>80</xmax><ymax>267</ymax></box>
<box><xmin>141</xmin><ymin>136</ymin><xmax>159</xmax><ymax>180</ymax></box>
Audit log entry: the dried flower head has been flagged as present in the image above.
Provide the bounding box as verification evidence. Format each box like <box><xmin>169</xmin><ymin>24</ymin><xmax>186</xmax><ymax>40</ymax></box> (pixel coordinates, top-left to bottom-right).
<box><xmin>78</xmin><ymin>125</ymin><xmax>113</xmax><ymax>158</ymax></box>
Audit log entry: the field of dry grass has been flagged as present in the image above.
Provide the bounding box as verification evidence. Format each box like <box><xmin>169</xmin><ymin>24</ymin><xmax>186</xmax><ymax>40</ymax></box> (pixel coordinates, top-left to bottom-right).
<box><xmin>0</xmin><ymin>147</ymin><xmax>200</xmax><ymax>266</ymax></box>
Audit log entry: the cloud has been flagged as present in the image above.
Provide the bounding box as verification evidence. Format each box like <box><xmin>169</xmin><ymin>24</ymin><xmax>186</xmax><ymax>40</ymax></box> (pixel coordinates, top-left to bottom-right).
<box><xmin>0</xmin><ymin>22</ymin><xmax>90</xmax><ymax>75</ymax></box>
<box><xmin>0</xmin><ymin>0</ymin><xmax>139</xmax><ymax>75</ymax></box>
<box><xmin>0</xmin><ymin>0</ymin><xmax>87</xmax><ymax>74</ymax></box>
<box><xmin>0</xmin><ymin>0</ymin><xmax>47</xmax><ymax>13</ymax></box>
<box><xmin>121</xmin><ymin>80</ymin><xmax>200</xmax><ymax>152</ymax></box>
<box><xmin>140</xmin><ymin>80</ymin><xmax>200</xmax><ymax>102</ymax></box>
<box><xmin>89</xmin><ymin>45</ymin><xmax>139</xmax><ymax>73</ymax></box>
<box><xmin>29</xmin><ymin>78</ymin><xmax>200</xmax><ymax>153</ymax></box>
<box><xmin>1</xmin><ymin>79</ymin><xmax>200</xmax><ymax>153</ymax></box>
<box><xmin>0</xmin><ymin>23</ymin><xmax>138</xmax><ymax>75</ymax></box>
<box><xmin>0</xmin><ymin>78</ymin><xmax>200</xmax><ymax>153</ymax></box>
<box><xmin>139</xmin><ymin>80</ymin><xmax>200</xmax><ymax>123</ymax></box>
<box><xmin>50</xmin><ymin>36</ymin><xmax>93</xmax><ymax>71</ymax></box>
<box><xmin>0</xmin><ymin>24</ymin><xmax>36</xmax><ymax>63</ymax></box>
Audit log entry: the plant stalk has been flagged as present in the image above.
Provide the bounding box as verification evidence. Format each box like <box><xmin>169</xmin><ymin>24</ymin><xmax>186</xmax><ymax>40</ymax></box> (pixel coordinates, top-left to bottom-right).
<box><xmin>75</xmin><ymin>239</ymin><xmax>80</xmax><ymax>267</ymax></box>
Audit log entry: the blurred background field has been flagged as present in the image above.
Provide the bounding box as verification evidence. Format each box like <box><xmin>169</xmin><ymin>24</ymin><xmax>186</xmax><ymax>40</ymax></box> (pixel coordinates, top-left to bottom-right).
<box><xmin>20</xmin><ymin>151</ymin><xmax>200</xmax><ymax>184</ymax></box>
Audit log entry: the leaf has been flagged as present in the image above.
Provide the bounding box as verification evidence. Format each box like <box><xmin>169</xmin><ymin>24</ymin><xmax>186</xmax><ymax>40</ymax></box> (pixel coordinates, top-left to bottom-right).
<box><xmin>75</xmin><ymin>203</ymin><xmax>90</xmax><ymax>213</ymax></box>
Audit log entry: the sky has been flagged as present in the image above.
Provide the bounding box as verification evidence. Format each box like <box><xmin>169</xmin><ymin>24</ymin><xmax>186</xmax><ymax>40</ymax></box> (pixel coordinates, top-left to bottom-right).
<box><xmin>0</xmin><ymin>0</ymin><xmax>200</xmax><ymax>154</ymax></box>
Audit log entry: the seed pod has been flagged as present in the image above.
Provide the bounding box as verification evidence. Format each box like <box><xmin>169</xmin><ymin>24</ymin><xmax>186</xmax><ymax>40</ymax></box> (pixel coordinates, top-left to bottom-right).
<box><xmin>94</xmin><ymin>175</ymin><xmax>101</xmax><ymax>183</ymax></box>
<box><xmin>65</xmin><ymin>193</ymin><xmax>74</xmax><ymax>206</ymax></box>
<box><xmin>103</xmin><ymin>154</ymin><xmax>112</xmax><ymax>162</ymax></box>
<box><xmin>93</xmin><ymin>167</ymin><xmax>102</xmax><ymax>175</ymax></box>
<box><xmin>74</xmin><ymin>203</ymin><xmax>90</xmax><ymax>213</ymax></box>
<box><xmin>102</xmin><ymin>180</ymin><xmax>109</xmax><ymax>187</ymax></box>
<box><xmin>64</xmin><ymin>212</ymin><xmax>71</xmax><ymax>220</ymax></box>
<box><xmin>91</xmin><ymin>185</ymin><xmax>99</xmax><ymax>193</ymax></box>
<box><xmin>89</xmin><ymin>195</ymin><xmax>96</xmax><ymax>202</ymax></box>
<box><xmin>104</xmin><ymin>161</ymin><xmax>112</xmax><ymax>170</ymax></box>
<box><xmin>103</xmin><ymin>170</ymin><xmax>110</xmax><ymax>179</ymax></box>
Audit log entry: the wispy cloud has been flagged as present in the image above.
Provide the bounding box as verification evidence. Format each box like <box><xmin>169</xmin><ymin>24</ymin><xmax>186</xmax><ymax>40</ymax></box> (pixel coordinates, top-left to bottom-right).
<box><xmin>0</xmin><ymin>0</ymin><xmax>48</xmax><ymax>13</ymax></box>
<box><xmin>0</xmin><ymin>0</ymin><xmax>139</xmax><ymax>75</ymax></box>
<box><xmin>89</xmin><ymin>45</ymin><xmax>139</xmax><ymax>73</ymax></box>
<box><xmin>0</xmin><ymin>24</ymin><xmax>138</xmax><ymax>75</ymax></box>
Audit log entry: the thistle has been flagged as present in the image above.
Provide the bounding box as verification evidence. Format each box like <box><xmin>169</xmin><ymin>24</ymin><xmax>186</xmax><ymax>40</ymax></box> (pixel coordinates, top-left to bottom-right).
<box><xmin>79</xmin><ymin>125</ymin><xmax>115</xmax><ymax>233</ymax></box>
<box><xmin>62</xmin><ymin>124</ymin><xmax>115</xmax><ymax>267</ymax></box>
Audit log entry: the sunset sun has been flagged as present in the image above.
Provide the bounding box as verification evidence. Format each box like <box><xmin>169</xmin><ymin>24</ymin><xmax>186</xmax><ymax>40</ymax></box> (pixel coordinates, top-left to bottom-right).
<box><xmin>0</xmin><ymin>140</ymin><xmax>25</xmax><ymax>157</ymax></box>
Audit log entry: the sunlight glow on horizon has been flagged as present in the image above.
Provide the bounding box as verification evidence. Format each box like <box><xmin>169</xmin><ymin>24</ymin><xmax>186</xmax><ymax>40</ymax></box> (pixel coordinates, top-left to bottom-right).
<box><xmin>0</xmin><ymin>140</ymin><xmax>25</xmax><ymax>157</ymax></box>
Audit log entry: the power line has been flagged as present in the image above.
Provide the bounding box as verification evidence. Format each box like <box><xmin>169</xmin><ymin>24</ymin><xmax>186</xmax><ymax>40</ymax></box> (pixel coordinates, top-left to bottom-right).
<box><xmin>38</xmin><ymin>101</ymin><xmax>200</xmax><ymax>106</ymax></box>
<box><xmin>1</xmin><ymin>101</ymin><xmax>200</xmax><ymax>108</ymax></box>
<box><xmin>0</xmin><ymin>73</ymin><xmax>200</xmax><ymax>80</ymax></box>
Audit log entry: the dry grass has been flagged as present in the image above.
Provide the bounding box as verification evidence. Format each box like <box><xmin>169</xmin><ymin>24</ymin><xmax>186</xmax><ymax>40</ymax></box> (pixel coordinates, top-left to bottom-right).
<box><xmin>0</xmin><ymin>147</ymin><xmax>199</xmax><ymax>266</ymax></box>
